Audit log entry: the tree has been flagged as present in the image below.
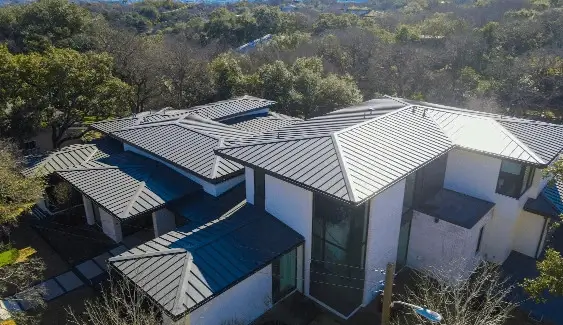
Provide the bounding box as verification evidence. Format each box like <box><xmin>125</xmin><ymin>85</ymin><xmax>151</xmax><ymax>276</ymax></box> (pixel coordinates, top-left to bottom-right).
<box><xmin>0</xmin><ymin>139</ymin><xmax>46</xmax><ymax>323</ymax></box>
<box><xmin>523</xmin><ymin>158</ymin><xmax>563</xmax><ymax>301</ymax></box>
<box><xmin>0</xmin><ymin>44</ymin><xmax>132</xmax><ymax>148</ymax></box>
<box><xmin>0</xmin><ymin>139</ymin><xmax>45</xmax><ymax>224</ymax></box>
<box><xmin>393</xmin><ymin>262</ymin><xmax>517</xmax><ymax>325</ymax></box>
<box><xmin>0</xmin><ymin>0</ymin><xmax>92</xmax><ymax>53</ymax></box>
<box><xmin>68</xmin><ymin>278</ymin><xmax>160</xmax><ymax>325</ymax></box>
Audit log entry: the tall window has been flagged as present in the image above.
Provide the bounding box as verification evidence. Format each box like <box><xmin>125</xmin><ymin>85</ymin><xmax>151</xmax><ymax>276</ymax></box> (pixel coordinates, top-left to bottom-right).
<box><xmin>254</xmin><ymin>169</ymin><xmax>265</xmax><ymax>209</ymax></box>
<box><xmin>496</xmin><ymin>160</ymin><xmax>535</xmax><ymax>198</ymax></box>
<box><xmin>311</xmin><ymin>193</ymin><xmax>368</xmax><ymax>316</ymax></box>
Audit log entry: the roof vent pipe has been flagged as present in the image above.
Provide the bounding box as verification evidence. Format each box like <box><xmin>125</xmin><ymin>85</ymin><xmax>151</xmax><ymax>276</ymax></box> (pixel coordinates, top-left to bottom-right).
<box><xmin>412</xmin><ymin>106</ymin><xmax>416</xmax><ymax>114</ymax></box>
<box><xmin>423</xmin><ymin>108</ymin><xmax>427</xmax><ymax>117</ymax></box>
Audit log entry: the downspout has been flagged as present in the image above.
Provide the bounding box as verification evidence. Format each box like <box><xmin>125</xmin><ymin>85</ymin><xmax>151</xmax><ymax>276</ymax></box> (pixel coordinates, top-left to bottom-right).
<box><xmin>535</xmin><ymin>216</ymin><xmax>549</xmax><ymax>259</ymax></box>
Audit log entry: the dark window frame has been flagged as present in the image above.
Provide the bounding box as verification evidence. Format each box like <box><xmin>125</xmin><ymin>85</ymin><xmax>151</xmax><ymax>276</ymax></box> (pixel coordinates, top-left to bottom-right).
<box><xmin>272</xmin><ymin>247</ymin><xmax>298</xmax><ymax>304</ymax></box>
<box><xmin>495</xmin><ymin>160</ymin><xmax>535</xmax><ymax>198</ymax></box>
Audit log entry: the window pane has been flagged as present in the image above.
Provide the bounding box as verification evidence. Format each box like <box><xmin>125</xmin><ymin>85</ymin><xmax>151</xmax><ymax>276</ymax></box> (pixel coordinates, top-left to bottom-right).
<box><xmin>496</xmin><ymin>160</ymin><xmax>525</xmax><ymax>198</ymax></box>
<box><xmin>500</xmin><ymin>160</ymin><xmax>523</xmax><ymax>174</ymax></box>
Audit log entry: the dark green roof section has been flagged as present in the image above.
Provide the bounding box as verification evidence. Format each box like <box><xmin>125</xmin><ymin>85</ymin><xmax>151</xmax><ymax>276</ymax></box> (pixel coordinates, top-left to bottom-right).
<box><xmin>109</xmin><ymin>200</ymin><xmax>303</xmax><ymax>319</ymax></box>
<box><xmin>525</xmin><ymin>180</ymin><xmax>563</xmax><ymax>220</ymax></box>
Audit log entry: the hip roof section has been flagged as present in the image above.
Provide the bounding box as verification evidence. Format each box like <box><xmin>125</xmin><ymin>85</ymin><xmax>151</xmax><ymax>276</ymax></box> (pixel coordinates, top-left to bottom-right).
<box><xmin>57</xmin><ymin>151</ymin><xmax>200</xmax><ymax>220</ymax></box>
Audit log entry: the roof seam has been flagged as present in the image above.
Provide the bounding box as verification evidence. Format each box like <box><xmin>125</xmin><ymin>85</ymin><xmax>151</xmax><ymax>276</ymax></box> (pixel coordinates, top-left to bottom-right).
<box><xmin>173</xmin><ymin>254</ymin><xmax>193</xmax><ymax>315</ymax></box>
<box><xmin>210</xmin><ymin>139</ymin><xmax>224</xmax><ymax>179</ymax></box>
<box><xmin>331</xmin><ymin>133</ymin><xmax>356</xmax><ymax>202</ymax></box>
<box><xmin>108</xmin><ymin>248</ymin><xmax>187</xmax><ymax>262</ymax></box>
<box><xmin>121</xmin><ymin>169</ymin><xmax>150</xmax><ymax>218</ymax></box>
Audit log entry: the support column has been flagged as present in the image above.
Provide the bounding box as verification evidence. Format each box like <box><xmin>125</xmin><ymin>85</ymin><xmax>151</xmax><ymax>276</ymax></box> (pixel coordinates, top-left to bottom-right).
<box><xmin>82</xmin><ymin>195</ymin><xmax>95</xmax><ymax>225</ymax></box>
<box><xmin>152</xmin><ymin>209</ymin><xmax>176</xmax><ymax>238</ymax></box>
<box><xmin>100</xmin><ymin>209</ymin><xmax>122</xmax><ymax>243</ymax></box>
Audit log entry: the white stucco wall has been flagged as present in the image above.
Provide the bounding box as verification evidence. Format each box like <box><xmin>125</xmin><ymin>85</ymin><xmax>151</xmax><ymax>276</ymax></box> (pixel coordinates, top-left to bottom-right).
<box><xmin>123</xmin><ymin>144</ymin><xmax>244</xmax><ymax>197</ymax></box>
<box><xmin>363</xmin><ymin>180</ymin><xmax>405</xmax><ymax>305</ymax></box>
<box><xmin>407</xmin><ymin>209</ymin><xmax>492</xmax><ymax>280</ymax></box>
<box><xmin>99</xmin><ymin>208</ymin><xmax>122</xmax><ymax>242</ymax></box>
<box><xmin>82</xmin><ymin>195</ymin><xmax>95</xmax><ymax>225</ymax></box>
<box><xmin>245</xmin><ymin>167</ymin><xmax>254</xmax><ymax>205</ymax></box>
<box><xmin>265</xmin><ymin>175</ymin><xmax>312</xmax><ymax>294</ymax></box>
<box><xmin>189</xmin><ymin>265</ymin><xmax>272</xmax><ymax>325</ymax></box>
<box><xmin>442</xmin><ymin>148</ymin><xmax>542</xmax><ymax>263</ymax></box>
<box><xmin>513</xmin><ymin>211</ymin><xmax>546</xmax><ymax>258</ymax></box>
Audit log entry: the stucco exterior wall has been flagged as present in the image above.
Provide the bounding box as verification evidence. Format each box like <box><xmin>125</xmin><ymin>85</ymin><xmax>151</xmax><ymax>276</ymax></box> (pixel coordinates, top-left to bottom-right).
<box><xmin>123</xmin><ymin>144</ymin><xmax>243</xmax><ymax>196</ymax></box>
<box><xmin>189</xmin><ymin>265</ymin><xmax>272</xmax><ymax>325</ymax></box>
<box><xmin>245</xmin><ymin>167</ymin><xmax>254</xmax><ymax>205</ymax></box>
<box><xmin>265</xmin><ymin>175</ymin><xmax>312</xmax><ymax>294</ymax></box>
<box><xmin>363</xmin><ymin>180</ymin><xmax>405</xmax><ymax>305</ymax></box>
<box><xmin>152</xmin><ymin>208</ymin><xmax>176</xmax><ymax>237</ymax></box>
<box><xmin>442</xmin><ymin>148</ymin><xmax>541</xmax><ymax>263</ymax></box>
<box><xmin>513</xmin><ymin>211</ymin><xmax>546</xmax><ymax>258</ymax></box>
<box><xmin>407</xmin><ymin>209</ymin><xmax>492</xmax><ymax>280</ymax></box>
<box><xmin>99</xmin><ymin>208</ymin><xmax>122</xmax><ymax>242</ymax></box>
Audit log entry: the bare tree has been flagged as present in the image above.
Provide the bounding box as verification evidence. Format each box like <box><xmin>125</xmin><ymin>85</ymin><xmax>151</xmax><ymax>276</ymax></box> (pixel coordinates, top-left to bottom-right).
<box><xmin>392</xmin><ymin>262</ymin><xmax>517</xmax><ymax>325</ymax></box>
<box><xmin>67</xmin><ymin>278</ymin><xmax>161</xmax><ymax>325</ymax></box>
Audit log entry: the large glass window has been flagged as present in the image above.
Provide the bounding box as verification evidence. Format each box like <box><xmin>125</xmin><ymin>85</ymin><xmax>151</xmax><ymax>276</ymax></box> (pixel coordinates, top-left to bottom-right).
<box><xmin>272</xmin><ymin>248</ymin><xmax>297</xmax><ymax>303</ymax></box>
<box><xmin>496</xmin><ymin>160</ymin><xmax>535</xmax><ymax>198</ymax></box>
<box><xmin>310</xmin><ymin>193</ymin><xmax>368</xmax><ymax>316</ymax></box>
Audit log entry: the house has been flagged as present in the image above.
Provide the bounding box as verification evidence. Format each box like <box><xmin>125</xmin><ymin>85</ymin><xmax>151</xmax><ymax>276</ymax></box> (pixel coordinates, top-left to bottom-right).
<box><xmin>25</xmin><ymin>96</ymin><xmax>563</xmax><ymax>323</ymax></box>
<box><xmin>236</xmin><ymin>35</ymin><xmax>273</xmax><ymax>54</ymax></box>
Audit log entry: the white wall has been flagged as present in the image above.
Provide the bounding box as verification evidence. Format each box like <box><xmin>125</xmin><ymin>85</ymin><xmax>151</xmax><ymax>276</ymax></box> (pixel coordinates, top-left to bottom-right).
<box><xmin>265</xmin><ymin>175</ymin><xmax>312</xmax><ymax>294</ymax></box>
<box><xmin>99</xmin><ymin>208</ymin><xmax>122</xmax><ymax>242</ymax></box>
<box><xmin>407</xmin><ymin>209</ymin><xmax>492</xmax><ymax>281</ymax></box>
<box><xmin>83</xmin><ymin>195</ymin><xmax>95</xmax><ymax>225</ymax></box>
<box><xmin>245</xmin><ymin>167</ymin><xmax>254</xmax><ymax>205</ymax></box>
<box><xmin>513</xmin><ymin>211</ymin><xmax>546</xmax><ymax>258</ymax></box>
<box><xmin>124</xmin><ymin>144</ymin><xmax>243</xmax><ymax>197</ymax></box>
<box><xmin>189</xmin><ymin>265</ymin><xmax>272</xmax><ymax>325</ymax></box>
<box><xmin>443</xmin><ymin>148</ymin><xmax>544</xmax><ymax>263</ymax></box>
<box><xmin>363</xmin><ymin>180</ymin><xmax>405</xmax><ymax>305</ymax></box>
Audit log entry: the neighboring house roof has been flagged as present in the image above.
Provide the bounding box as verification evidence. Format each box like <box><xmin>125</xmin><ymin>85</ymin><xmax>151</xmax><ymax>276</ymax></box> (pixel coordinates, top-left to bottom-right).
<box><xmin>111</xmin><ymin>115</ymin><xmax>257</xmax><ymax>181</ymax></box>
<box><xmin>218</xmin><ymin>107</ymin><xmax>452</xmax><ymax>203</ymax></box>
<box><xmin>108</xmin><ymin>196</ymin><xmax>303</xmax><ymax>320</ymax></box>
<box><xmin>232</xmin><ymin>112</ymin><xmax>302</xmax><ymax>133</ymax></box>
<box><xmin>91</xmin><ymin>96</ymin><xmax>276</xmax><ymax>135</ymax></box>
<box><xmin>57</xmin><ymin>151</ymin><xmax>200</xmax><ymax>220</ymax></box>
<box><xmin>22</xmin><ymin>138</ymin><xmax>123</xmax><ymax>177</ymax></box>
<box><xmin>524</xmin><ymin>180</ymin><xmax>563</xmax><ymax>220</ymax></box>
<box><xmin>417</xmin><ymin>188</ymin><xmax>495</xmax><ymax>229</ymax></box>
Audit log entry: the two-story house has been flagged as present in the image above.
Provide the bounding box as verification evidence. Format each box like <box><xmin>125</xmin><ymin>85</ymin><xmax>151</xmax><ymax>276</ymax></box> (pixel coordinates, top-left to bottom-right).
<box><xmin>35</xmin><ymin>96</ymin><xmax>563</xmax><ymax>324</ymax></box>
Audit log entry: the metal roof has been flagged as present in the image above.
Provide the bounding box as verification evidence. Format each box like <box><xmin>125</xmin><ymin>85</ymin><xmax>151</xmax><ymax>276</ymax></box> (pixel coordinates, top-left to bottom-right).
<box><xmin>109</xmin><ymin>199</ymin><xmax>303</xmax><ymax>319</ymax></box>
<box><xmin>57</xmin><ymin>151</ymin><xmax>200</xmax><ymax>220</ymax></box>
<box><xmin>91</xmin><ymin>96</ymin><xmax>275</xmax><ymax>135</ymax></box>
<box><xmin>218</xmin><ymin>107</ymin><xmax>452</xmax><ymax>203</ymax></box>
<box><xmin>232</xmin><ymin>98</ymin><xmax>407</xmax><ymax>145</ymax></box>
<box><xmin>417</xmin><ymin>188</ymin><xmax>495</xmax><ymax>229</ymax></box>
<box><xmin>393</xmin><ymin>97</ymin><xmax>563</xmax><ymax>165</ymax></box>
<box><xmin>232</xmin><ymin>112</ymin><xmax>302</xmax><ymax>133</ymax></box>
<box><xmin>23</xmin><ymin>138</ymin><xmax>123</xmax><ymax>177</ymax></box>
<box><xmin>424</xmin><ymin>108</ymin><xmax>545</xmax><ymax>165</ymax></box>
<box><xmin>111</xmin><ymin>116</ymin><xmax>257</xmax><ymax>181</ymax></box>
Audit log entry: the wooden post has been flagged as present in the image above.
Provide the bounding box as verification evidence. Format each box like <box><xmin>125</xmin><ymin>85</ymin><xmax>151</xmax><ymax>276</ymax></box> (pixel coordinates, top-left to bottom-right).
<box><xmin>381</xmin><ymin>263</ymin><xmax>395</xmax><ymax>325</ymax></box>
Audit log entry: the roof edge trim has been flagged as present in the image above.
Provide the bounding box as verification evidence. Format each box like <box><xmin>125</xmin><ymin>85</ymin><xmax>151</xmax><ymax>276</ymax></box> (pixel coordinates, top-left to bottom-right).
<box><xmin>331</xmin><ymin>133</ymin><xmax>356</xmax><ymax>202</ymax></box>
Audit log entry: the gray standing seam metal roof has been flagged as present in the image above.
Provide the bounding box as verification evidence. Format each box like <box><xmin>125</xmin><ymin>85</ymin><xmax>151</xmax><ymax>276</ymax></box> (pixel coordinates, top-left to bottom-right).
<box><xmin>232</xmin><ymin>112</ymin><xmax>302</xmax><ymax>133</ymax></box>
<box><xmin>109</xmin><ymin>200</ymin><xmax>304</xmax><ymax>319</ymax></box>
<box><xmin>218</xmin><ymin>107</ymin><xmax>452</xmax><ymax>203</ymax></box>
<box><xmin>416</xmin><ymin>188</ymin><xmax>495</xmax><ymax>229</ymax></box>
<box><xmin>23</xmin><ymin>138</ymin><xmax>123</xmax><ymax>177</ymax></box>
<box><xmin>56</xmin><ymin>151</ymin><xmax>200</xmax><ymax>220</ymax></box>
<box><xmin>395</xmin><ymin>97</ymin><xmax>563</xmax><ymax>165</ymax></box>
<box><xmin>90</xmin><ymin>96</ymin><xmax>275</xmax><ymax>135</ymax></box>
<box><xmin>110</xmin><ymin>116</ymin><xmax>257</xmax><ymax>181</ymax></box>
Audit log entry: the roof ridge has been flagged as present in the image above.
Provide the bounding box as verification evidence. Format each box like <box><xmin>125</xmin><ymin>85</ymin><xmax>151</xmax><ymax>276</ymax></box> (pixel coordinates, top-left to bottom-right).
<box><xmin>384</xmin><ymin>95</ymin><xmax>411</xmax><ymax>106</ymax></box>
<box><xmin>108</xmin><ymin>248</ymin><xmax>187</xmax><ymax>262</ymax></box>
<box><xmin>498</xmin><ymin>118</ymin><xmax>563</xmax><ymax>127</ymax></box>
<box><xmin>120</xmin><ymin>160</ymin><xmax>159</xmax><ymax>218</ymax></box>
<box><xmin>334</xmin><ymin>105</ymin><xmax>413</xmax><ymax>137</ymax></box>
<box><xmin>173</xmin><ymin>254</ymin><xmax>193</xmax><ymax>315</ymax></box>
<box><xmin>331</xmin><ymin>133</ymin><xmax>357</xmax><ymax>202</ymax></box>
<box><xmin>210</xmin><ymin>139</ymin><xmax>224</xmax><ymax>178</ymax></box>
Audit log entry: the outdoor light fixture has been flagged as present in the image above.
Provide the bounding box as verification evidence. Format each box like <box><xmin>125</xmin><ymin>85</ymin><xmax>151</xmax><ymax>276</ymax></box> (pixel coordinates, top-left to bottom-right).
<box><xmin>391</xmin><ymin>301</ymin><xmax>443</xmax><ymax>323</ymax></box>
